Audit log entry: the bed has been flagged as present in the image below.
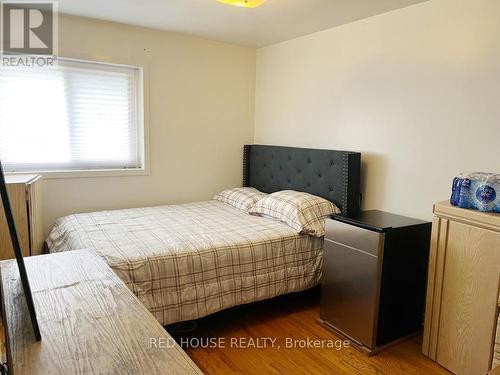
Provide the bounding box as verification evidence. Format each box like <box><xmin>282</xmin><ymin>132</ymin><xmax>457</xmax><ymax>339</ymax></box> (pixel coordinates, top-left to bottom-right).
<box><xmin>47</xmin><ymin>145</ymin><xmax>361</xmax><ymax>326</ymax></box>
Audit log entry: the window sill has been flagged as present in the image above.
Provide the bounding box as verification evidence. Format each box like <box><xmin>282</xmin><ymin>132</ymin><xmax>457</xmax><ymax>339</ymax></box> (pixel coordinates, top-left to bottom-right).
<box><xmin>6</xmin><ymin>168</ymin><xmax>149</xmax><ymax>180</ymax></box>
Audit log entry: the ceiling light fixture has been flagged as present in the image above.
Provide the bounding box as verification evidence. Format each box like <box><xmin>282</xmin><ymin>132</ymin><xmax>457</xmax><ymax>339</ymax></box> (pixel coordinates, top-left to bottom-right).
<box><xmin>216</xmin><ymin>0</ymin><xmax>267</xmax><ymax>8</ymax></box>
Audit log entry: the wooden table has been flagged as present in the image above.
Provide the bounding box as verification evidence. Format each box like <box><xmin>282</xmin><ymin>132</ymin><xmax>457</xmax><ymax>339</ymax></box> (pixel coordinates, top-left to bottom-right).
<box><xmin>0</xmin><ymin>250</ymin><xmax>202</xmax><ymax>375</ymax></box>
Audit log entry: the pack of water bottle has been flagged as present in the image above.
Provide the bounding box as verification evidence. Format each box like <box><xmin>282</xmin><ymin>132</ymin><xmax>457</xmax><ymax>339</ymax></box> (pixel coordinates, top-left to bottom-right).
<box><xmin>450</xmin><ymin>172</ymin><xmax>500</xmax><ymax>213</ymax></box>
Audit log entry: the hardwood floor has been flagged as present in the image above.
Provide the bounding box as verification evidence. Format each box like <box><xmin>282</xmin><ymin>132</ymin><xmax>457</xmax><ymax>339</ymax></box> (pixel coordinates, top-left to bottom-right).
<box><xmin>0</xmin><ymin>288</ymin><xmax>451</xmax><ymax>374</ymax></box>
<box><xmin>170</xmin><ymin>288</ymin><xmax>451</xmax><ymax>375</ymax></box>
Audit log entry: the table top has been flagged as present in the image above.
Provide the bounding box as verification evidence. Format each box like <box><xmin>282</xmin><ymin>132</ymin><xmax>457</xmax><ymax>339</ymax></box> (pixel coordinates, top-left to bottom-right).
<box><xmin>332</xmin><ymin>209</ymin><xmax>429</xmax><ymax>232</ymax></box>
<box><xmin>0</xmin><ymin>250</ymin><xmax>202</xmax><ymax>375</ymax></box>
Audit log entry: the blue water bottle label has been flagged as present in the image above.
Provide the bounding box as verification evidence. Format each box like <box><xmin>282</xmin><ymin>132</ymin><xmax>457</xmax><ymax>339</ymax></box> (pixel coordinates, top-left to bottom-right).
<box><xmin>458</xmin><ymin>179</ymin><xmax>471</xmax><ymax>208</ymax></box>
<box><xmin>476</xmin><ymin>185</ymin><xmax>496</xmax><ymax>204</ymax></box>
<box><xmin>474</xmin><ymin>184</ymin><xmax>497</xmax><ymax>211</ymax></box>
<box><xmin>450</xmin><ymin>177</ymin><xmax>462</xmax><ymax>206</ymax></box>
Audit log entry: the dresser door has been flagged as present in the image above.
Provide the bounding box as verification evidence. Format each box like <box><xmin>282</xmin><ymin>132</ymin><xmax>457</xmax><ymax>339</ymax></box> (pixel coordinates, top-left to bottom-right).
<box><xmin>320</xmin><ymin>220</ymin><xmax>384</xmax><ymax>348</ymax></box>
<box><xmin>27</xmin><ymin>177</ymin><xmax>43</xmax><ymax>255</ymax></box>
<box><xmin>0</xmin><ymin>183</ymin><xmax>30</xmax><ymax>259</ymax></box>
<box><xmin>425</xmin><ymin>217</ymin><xmax>500</xmax><ymax>375</ymax></box>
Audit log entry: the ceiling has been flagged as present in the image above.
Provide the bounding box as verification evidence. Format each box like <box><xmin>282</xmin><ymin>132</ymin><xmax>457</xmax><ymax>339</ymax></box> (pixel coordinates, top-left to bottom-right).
<box><xmin>58</xmin><ymin>0</ymin><xmax>428</xmax><ymax>47</ymax></box>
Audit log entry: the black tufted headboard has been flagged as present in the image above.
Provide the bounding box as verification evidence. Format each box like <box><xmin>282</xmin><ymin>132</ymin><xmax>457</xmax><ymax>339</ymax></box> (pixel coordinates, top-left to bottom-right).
<box><xmin>243</xmin><ymin>145</ymin><xmax>361</xmax><ymax>215</ymax></box>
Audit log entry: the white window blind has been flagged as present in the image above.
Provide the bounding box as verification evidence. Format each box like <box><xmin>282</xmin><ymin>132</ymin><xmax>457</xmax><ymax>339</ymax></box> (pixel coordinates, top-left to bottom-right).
<box><xmin>0</xmin><ymin>58</ymin><xmax>143</xmax><ymax>172</ymax></box>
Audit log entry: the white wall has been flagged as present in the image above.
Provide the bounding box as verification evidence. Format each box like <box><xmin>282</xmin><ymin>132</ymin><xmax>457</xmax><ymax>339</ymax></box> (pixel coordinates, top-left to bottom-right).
<box><xmin>255</xmin><ymin>0</ymin><xmax>500</xmax><ymax>220</ymax></box>
<box><xmin>39</xmin><ymin>0</ymin><xmax>500</xmax><ymax>233</ymax></box>
<box><xmin>41</xmin><ymin>15</ymin><xmax>256</xmax><ymax>234</ymax></box>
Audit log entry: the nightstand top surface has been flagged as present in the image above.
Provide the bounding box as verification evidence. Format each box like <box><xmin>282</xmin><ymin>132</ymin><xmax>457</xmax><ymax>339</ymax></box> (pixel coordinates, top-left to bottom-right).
<box><xmin>332</xmin><ymin>210</ymin><xmax>429</xmax><ymax>232</ymax></box>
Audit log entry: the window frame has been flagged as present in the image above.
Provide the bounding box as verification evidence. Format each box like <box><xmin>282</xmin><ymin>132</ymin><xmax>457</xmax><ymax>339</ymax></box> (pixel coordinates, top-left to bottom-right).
<box><xmin>3</xmin><ymin>56</ymin><xmax>149</xmax><ymax>179</ymax></box>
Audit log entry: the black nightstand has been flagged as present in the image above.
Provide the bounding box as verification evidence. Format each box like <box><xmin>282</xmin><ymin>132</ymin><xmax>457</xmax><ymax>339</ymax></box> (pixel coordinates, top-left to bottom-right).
<box><xmin>318</xmin><ymin>210</ymin><xmax>431</xmax><ymax>354</ymax></box>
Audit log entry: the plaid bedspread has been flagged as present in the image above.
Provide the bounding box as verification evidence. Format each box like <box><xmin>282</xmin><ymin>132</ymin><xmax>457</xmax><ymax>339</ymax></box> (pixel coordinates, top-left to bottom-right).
<box><xmin>47</xmin><ymin>200</ymin><xmax>324</xmax><ymax>326</ymax></box>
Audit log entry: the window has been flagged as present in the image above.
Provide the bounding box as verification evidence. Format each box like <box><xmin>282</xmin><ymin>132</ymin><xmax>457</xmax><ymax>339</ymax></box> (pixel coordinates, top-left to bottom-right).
<box><xmin>0</xmin><ymin>58</ymin><xmax>144</xmax><ymax>174</ymax></box>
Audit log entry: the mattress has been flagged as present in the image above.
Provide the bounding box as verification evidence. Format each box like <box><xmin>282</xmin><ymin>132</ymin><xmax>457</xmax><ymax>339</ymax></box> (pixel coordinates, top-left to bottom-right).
<box><xmin>47</xmin><ymin>200</ymin><xmax>324</xmax><ymax>326</ymax></box>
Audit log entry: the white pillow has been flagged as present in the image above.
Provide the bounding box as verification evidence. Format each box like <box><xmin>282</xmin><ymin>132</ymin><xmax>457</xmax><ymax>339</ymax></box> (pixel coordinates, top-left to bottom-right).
<box><xmin>213</xmin><ymin>187</ymin><xmax>267</xmax><ymax>212</ymax></box>
<box><xmin>249</xmin><ymin>190</ymin><xmax>340</xmax><ymax>236</ymax></box>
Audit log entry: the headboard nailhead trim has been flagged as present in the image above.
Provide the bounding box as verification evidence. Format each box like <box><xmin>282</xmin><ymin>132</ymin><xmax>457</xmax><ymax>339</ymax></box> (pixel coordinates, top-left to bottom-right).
<box><xmin>242</xmin><ymin>145</ymin><xmax>250</xmax><ymax>187</ymax></box>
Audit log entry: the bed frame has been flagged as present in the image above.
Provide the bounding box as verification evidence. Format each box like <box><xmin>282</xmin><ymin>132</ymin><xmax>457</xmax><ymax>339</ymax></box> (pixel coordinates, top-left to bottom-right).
<box><xmin>243</xmin><ymin>144</ymin><xmax>361</xmax><ymax>215</ymax></box>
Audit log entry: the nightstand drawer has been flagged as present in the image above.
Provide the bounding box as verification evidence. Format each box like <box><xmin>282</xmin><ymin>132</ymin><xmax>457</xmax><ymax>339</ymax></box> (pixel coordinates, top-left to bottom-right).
<box><xmin>326</xmin><ymin>219</ymin><xmax>383</xmax><ymax>256</ymax></box>
<box><xmin>321</xmin><ymin>237</ymin><xmax>381</xmax><ymax>347</ymax></box>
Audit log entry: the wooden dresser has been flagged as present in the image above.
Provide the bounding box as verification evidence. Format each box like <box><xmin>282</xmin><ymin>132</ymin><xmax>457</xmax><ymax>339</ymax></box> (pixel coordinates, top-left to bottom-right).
<box><xmin>423</xmin><ymin>201</ymin><xmax>500</xmax><ymax>375</ymax></box>
<box><xmin>0</xmin><ymin>250</ymin><xmax>202</xmax><ymax>375</ymax></box>
<box><xmin>495</xmin><ymin>313</ymin><xmax>500</xmax><ymax>369</ymax></box>
<box><xmin>0</xmin><ymin>175</ymin><xmax>43</xmax><ymax>260</ymax></box>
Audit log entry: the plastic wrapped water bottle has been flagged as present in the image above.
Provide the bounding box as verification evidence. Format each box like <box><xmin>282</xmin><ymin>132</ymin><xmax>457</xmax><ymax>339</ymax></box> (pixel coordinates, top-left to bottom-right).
<box><xmin>450</xmin><ymin>172</ymin><xmax>500</xmax><ymax>213</ymax></box>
